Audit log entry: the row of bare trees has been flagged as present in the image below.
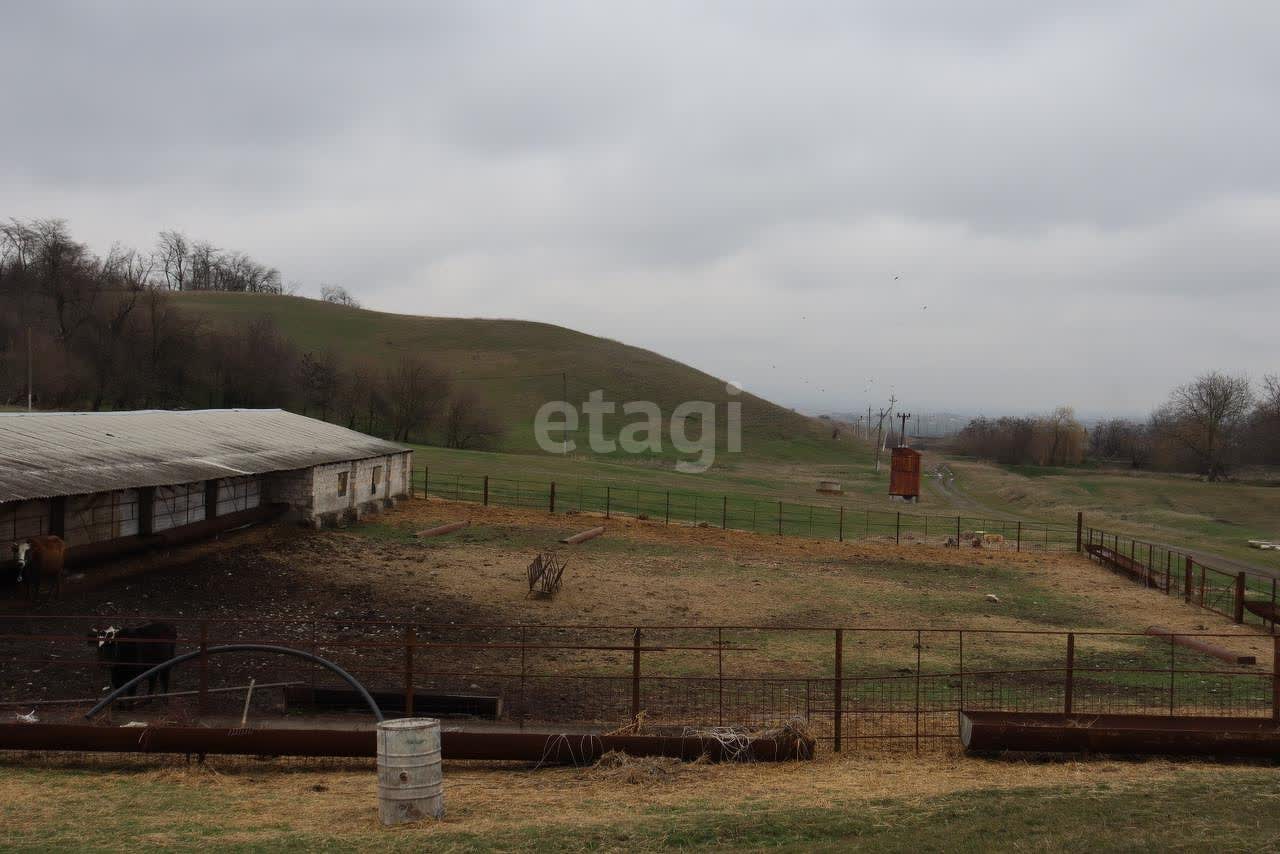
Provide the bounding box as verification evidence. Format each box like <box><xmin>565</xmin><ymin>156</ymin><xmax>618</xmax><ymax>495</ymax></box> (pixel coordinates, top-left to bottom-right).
<box><xmin>1092</xmin><ymin>372</ymin><xmax>1279</xmax><ymax>480</ymax></box>
<box><xmin>957</xmin><ymin>373</ymin><xmax>1279</xmax><ymax>480</ymax></box>
<box><xmin>955</xmin><ymin>406</ymin><xmax>1088</xmax><ymax>467</ymax></box>
<box><xmin>0</xmin><ymin>218</ymin><xmax>502</xmax><ymax>449</ymax></box>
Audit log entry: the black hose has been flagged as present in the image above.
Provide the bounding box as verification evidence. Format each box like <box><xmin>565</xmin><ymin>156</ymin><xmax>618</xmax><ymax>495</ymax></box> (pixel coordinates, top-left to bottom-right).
<box><xmin>83</xmin><ymin>644</ymin><xmax>384</xmax><ymax>722</ymax></box>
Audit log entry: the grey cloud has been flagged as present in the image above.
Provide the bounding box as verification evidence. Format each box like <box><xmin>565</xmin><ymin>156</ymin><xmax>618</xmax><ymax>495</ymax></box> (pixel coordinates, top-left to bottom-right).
<box><xmin>2</xmin><ymin>1</ymin><xmax>1277</xmax><ymax>414</ymax></box>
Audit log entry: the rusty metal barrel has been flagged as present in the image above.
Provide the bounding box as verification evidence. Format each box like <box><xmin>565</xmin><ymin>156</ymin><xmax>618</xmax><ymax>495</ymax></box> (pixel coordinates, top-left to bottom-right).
<box><xmin>376</xmin><ymin>718</ymin><xmax>444</xmax><ymax>825</ymax></box>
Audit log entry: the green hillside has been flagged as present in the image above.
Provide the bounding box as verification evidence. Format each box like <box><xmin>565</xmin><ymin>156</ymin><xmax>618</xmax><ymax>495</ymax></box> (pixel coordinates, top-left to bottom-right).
<box><xmin>173</xmin><ymin>292</ymin><xmax>861</xmax><ymax>465</ymax></box>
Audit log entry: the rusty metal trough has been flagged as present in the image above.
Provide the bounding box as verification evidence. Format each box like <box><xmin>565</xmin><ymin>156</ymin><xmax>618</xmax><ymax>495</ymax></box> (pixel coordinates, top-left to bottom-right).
<box><xmin>1085</xmin><ymin>543</ymin><xmax>1165</xmax><ymax>589</ymax></box>
<box><xmin>961</xmin><ymin>711</ymin><xmax>1280</xmax><ymax>758</ymax></box>
<box><xmin>0</xmin><ymin>724</ymin><xmax>813</xmax><ymax>763</ymax></box>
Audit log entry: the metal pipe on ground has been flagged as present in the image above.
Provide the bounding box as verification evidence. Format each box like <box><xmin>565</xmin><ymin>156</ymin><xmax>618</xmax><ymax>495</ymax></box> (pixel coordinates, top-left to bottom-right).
<box><xmin>0</xmin><ymin>725</ymin><xmax>815</xmax><ymax>763</ymax></box>
<box><xmin>415</xmin><ymin>520</ymin><xmax>470</xmax><ymax>538</ymax></box>
<box><xmin>560</xmin><ymin>526</ymin><xmax>605</xmax><ymax>545</ymax></box>
<box><xmin>1145</xmin><ymin>626</ymin><xmax>1256</xmax><ymax>665</ymax></box>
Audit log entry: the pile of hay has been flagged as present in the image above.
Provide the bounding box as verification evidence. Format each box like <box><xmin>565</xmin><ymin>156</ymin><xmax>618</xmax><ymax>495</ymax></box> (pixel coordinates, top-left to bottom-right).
<box><xmin>582</xmin><ymin>750</ymin><xmax>696</xmax><ymax>785</ymax></box>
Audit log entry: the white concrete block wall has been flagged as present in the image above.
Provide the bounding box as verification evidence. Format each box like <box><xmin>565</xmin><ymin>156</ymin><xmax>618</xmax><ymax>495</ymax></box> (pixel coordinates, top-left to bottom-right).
<box><xmin>65</xmin><ymin>490</ymin><xmax>140</xmax><ymax>546</ymax></box>
<box><xmin>309</xmin><ymin>461</ymin><xmax>359</xmax><ymax>516</ymax></box>
<box><xmin>152</xmin><ymin>482</ymin><xmax>205</xmax><ymax>532</ymax></box>
<box><xmin>387</xmin><ymin>451</ymin><xmax>412</xmax><ymax>498</ymax></box>
<box><xmin>216</xmin><ymin>476</ymin><xmax>262</xmax><ymax>516</ymax></box>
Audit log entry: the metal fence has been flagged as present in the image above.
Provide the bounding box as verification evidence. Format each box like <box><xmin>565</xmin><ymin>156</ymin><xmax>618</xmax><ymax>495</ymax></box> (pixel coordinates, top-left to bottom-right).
<box><xmin>1</xmin><ymin>615</ymin><xmax>1273</xmax><ymax>753</ymax></box>
<box><xmin>1084</xmin><ymin>527</ymin><xmax>1280</xmax><ymax>633</ymax></box>
<box><xmin>413</xmin><ymin>468</ymin><xmax>1080</xmax><ymax>552</ymax></box>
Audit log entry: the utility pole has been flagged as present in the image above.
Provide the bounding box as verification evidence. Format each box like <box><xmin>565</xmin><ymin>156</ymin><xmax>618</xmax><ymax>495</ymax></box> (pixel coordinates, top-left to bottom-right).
<box><xmin>561</xmin><ymin>371</ymin><xmax>568</xmax><ymax>455</ymax></box>
<box><xmin>874</xmin><ymin>395</ymin><xmax>896</xmax><ymax>471</ymax></box>
<box><xmin>898</xmin><ymin>412</ymin><xmax>912</xmax><ymax>448</ymax></box>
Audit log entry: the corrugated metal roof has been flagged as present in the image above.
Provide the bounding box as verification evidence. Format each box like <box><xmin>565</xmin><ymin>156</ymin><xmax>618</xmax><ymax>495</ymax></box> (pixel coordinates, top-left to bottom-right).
<box><xmin>0</xmin><ymin>409</ymin><xmax>411</xmax><ymax>503</ymax></box>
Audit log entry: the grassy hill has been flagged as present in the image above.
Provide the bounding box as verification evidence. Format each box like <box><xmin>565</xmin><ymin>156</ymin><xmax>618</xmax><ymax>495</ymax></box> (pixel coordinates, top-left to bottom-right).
<box><xmin>173</xmin><ymin>292</ymin><xmax>861</xmax><ymax>465</ymax></box>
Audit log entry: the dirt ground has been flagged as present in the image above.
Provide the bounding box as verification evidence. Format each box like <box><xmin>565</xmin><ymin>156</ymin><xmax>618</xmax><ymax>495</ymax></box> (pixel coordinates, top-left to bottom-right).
<box><xmin>0</xmin><ymin>494</ymin><xmax>1272</xmax><ymax>722</ymax></box>
<box><xmin>1</xmin><ymin>497</ymin><xmax>1278</xmax><ymax>848</ymax></box>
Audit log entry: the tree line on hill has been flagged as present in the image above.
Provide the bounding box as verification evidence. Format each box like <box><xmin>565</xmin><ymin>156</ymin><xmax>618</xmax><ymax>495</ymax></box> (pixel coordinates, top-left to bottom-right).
<box><xmin>954</xmin><ymin>372</ymin><xmax>1279</xmax><ymax>480</ymax></box>
<box><xmin>0</xmin><ymin>217</ymin><xmax>502</xmax><ymax>448</ymax></box>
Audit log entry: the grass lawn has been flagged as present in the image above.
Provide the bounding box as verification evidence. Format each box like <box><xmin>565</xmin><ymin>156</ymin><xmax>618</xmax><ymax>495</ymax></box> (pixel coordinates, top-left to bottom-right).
<box><xmin>939</xmin><ymin>456</ymin><xmax>1280</xmax><ymax>567</ymax></box>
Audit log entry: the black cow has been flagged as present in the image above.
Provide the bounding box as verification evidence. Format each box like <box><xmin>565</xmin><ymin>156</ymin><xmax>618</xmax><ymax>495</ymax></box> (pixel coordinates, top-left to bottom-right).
<box><xmin>88</xmin><ymin>622</ymin><xmax>178</xmax><ymax>704</ymax></box>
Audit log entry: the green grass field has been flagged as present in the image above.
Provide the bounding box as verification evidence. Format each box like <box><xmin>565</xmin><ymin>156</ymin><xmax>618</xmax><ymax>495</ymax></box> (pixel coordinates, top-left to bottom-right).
<box><xmin>938</xmin><ymin>456</ymin><xmax>1280</xmax><ymax>568</ymax></box>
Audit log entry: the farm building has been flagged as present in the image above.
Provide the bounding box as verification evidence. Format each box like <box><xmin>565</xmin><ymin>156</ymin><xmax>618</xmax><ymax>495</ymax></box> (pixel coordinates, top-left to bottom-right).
<box><xmin>0</xmin><ymin>409</ymin><xmax>412</xmax><ymax>566</ymax></box>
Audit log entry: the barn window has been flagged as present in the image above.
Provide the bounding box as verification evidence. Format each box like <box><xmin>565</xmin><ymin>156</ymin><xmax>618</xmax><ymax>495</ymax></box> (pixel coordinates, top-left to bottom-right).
<box><xmin>371</xmin><ymin>466</ymin><xmax>383</xmax><ymax>495</ymax></box>
<box><xmin>337</xmin><ymin>472</ymin><xmax>349</xmax><ymax>496</ymax></box>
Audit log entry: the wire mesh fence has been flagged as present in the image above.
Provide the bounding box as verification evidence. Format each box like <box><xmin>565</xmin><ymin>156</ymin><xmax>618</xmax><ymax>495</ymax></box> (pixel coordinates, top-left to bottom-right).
<box><xmin>413</xmin><ymin>468</ymin><xmax>1080</xmax><ymax>552</ymax></box>
<box><xmin>1084</xmin><ymin>527</ymin><xmax>1280</xmax><ymax>633</ymax></box>
<box><xmin>1</xmin><ymin>615</ymin><xmax>1273</xmax><ymax>754</ymax></box>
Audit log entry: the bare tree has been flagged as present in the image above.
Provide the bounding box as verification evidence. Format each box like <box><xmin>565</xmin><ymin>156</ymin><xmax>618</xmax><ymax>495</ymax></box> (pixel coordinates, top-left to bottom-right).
<box><xmin>1153</xmin><ymin>371</ymin><xmax>1254</xmax><ymax>481</ymax></box>
<box><xmin>444</xmin><ymin>389</ymin><xmax>504</xmax><ymax>449</ymax></box>
<box><xmin>384</xmin><ymin>356</ymin><xmax>450</xmax><ymax>442</ymax></box>
<box><xmin>320</xmin><ymin>285</ymin><xmax>361</xmax><ymax>308</ymax></box>
<box><xmin>155</xmin><ymin>230</ymin><xmax>190</xmax><ymax>291</ymax></box>
<box><xmin>298</xmin><ymin>350</ymin><xmax>340</xmax><ymax>420</ymax></box>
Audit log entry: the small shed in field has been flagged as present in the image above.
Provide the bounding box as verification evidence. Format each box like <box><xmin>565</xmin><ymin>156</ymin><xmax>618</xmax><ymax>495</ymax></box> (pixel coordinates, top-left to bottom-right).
<box><xmin>889</xmin><ymin>446</ymin><xmax>922</xmax><ymax>501</ymax></box>
<box><xmin>0</xmin><ymin>409</ymin><xmax>412</xmax><ymax>566</ymax></box>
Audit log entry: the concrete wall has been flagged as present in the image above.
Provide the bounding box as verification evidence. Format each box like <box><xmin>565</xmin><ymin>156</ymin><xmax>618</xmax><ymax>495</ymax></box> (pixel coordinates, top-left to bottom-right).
<box><xmin>152</xmin><ymin>482</ymin><xmax>205</xmax><ymax>533</ymax></box>
<box><xmin>216</xmin><ymin>476</ymin><xmax>262</xmax><ymax>516</ymax></box>
<box><xmin>65</xmin><ymin>490</ymin><xmax>140</xmax><ymax>547</ymax></box>
<box><xmin>300</xmin><ymin>451</ymin><xmax>413</xmax><ymax>527</ymax></box>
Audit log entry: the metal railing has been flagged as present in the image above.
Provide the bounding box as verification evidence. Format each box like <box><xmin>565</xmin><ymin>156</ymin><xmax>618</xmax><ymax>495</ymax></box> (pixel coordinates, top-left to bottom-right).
<box><xmin>1</xmin><ymin>615</ymin><xmax>1274</xmax><ymax>753</ymax></box>
<box><xmin>1084</xmin><ymin>527</ymin><xmax>1280</xmax><ymax>633</ymax></box>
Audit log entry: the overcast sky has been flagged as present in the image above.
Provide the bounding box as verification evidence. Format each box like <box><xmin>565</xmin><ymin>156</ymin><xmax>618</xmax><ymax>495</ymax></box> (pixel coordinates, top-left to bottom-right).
<box><xmin>3</xmin><ymin>2</ymin><xmax>1277</xmax><ymax>417</ymax></box>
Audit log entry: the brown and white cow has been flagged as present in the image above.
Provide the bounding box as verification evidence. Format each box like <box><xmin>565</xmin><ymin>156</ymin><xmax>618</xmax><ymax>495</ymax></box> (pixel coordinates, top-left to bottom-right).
<box><xmin>11</xmin><ymin>535</ymin><xmax>65</xmax><ymax>601</ymax></box>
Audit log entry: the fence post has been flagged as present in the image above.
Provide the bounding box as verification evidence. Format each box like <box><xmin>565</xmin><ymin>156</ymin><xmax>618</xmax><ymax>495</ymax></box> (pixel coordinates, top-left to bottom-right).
<box><xmin>196</xmin><ymin>621</ymin><xmax>210</xmax><ymax>715</ymax></box>
<box><xmin>1075</xmin><ymin>512</ymin><xmax>1083</xmax><ymax>552</ymax></box>
<box><xmin>631</xmin><ymin>628</ymin><xmax>641</xmax><ymax>720</ymax></box>
<box><xmin>1064</xmin><ymin>632</ymin><xmax>1075</xmax><ymax>715</ymax></box>
<box><xmin>519</xmin><ymin>626</ymin><xmax>527</xmax><ymax>723</ymax></box>
<box><xmin>955</xmin><ymin>516</ymin><xmax>961</xmax><ymax>544</ymax></box>
<box><xmin>483</xmin><ymin>475</ymin><xmax>489</xmax><ymax>506</ymax></box>
<box><xmin>722</xmin><ymin>496</ymin><xmax>727</xmax><ymax>530</ymax></box>
<box><xmin>423</xmin><ymin>465</ymin><xmax>429</xmax><ymax>498</ymax></box>
<box><xmin>549</xmin><ymin>482</ymin><xmax>556</xmax><ymax>514</ymax></box>
<box><xmin>914</xmin><ymin>628</ymin><xmax>922</xmax><ymax>753</ymax></box>
<box><xmin>717</xmin><ymin>627</ymin><xmax>724</xmax><ymax>727</ymax></box>
<box><xmin>1184</xmin><ymin>556</ymin><xmax>1193</xmax><ymax>603</ymax></box>
<box><xmin>895</xmin><ymin>512</ymin><xmax>901</xmax><ymax>545</ymax></box>
<box><xmin>1273</xmin><ymin>636</ymin><xmax>1280</xmax><ymax>723</ymax></box>
<box><xmin>404</xmin><ymin>626</ymin><xmax>415</xmax><ymax>717</ymax></box>
<box><xmin>838</xmin><ymin>506</ymin><xmax>844</xmax><ymax>543</ymax></box>
<box><xmin>833</xmin><ymin>628</ymin><xmax>843</xmax><ymax>753</ymax></box>
<box><xmin>1016</xmin><ymin>521</ymin><xmax>1022</xmax><ymax>553</ymax></box>
<box><xmin>1234</xmin><ymin>572</ymin><xmax>1246</xmax><ymax>624</ymax></box>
